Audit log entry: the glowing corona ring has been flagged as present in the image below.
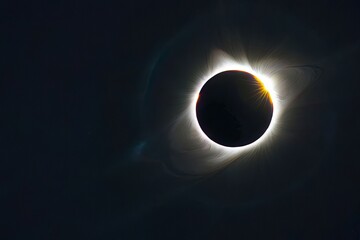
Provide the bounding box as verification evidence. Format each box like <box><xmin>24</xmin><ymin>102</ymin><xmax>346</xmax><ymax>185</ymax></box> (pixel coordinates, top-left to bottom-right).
<box><xmin>189</xmin><ymin>59</ymin><xmax>280</xmax><ymax>153</ymax></box>
<box><xmin>167</xmin><ymin>49</ymin><xmax>314</xmax><ymax>175</ymax></box>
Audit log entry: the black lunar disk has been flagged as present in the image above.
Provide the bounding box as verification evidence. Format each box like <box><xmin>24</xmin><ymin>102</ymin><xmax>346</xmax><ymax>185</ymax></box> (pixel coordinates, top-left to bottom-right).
<box><xmin>196</xmin><ymin>70</ymin><xmax>273</xmax><ymax>147</ymax></box>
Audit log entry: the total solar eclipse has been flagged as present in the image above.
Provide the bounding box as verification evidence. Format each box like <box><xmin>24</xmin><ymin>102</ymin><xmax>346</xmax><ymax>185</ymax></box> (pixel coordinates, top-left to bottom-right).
<box><xmin>195</xmin><ymin>70</ymin><xmax>273</xmax><ymax>147</ymax></box>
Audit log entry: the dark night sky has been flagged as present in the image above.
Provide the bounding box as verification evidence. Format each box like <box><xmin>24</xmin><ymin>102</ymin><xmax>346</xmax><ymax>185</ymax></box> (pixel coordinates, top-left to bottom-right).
<box><xmin>1</xmin><ymin>0</ymin><xmax>360</xmax><ymax>239</ymax></box>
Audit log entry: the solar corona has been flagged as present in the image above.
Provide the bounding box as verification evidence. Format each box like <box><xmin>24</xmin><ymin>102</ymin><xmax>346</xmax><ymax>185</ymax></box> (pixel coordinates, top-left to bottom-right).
<box><xmin>188</xmin><ymin>58</ymin><xmax>280</xmax><ymax>154</ymax></box>
<box><xmin>161</xmin><ymin>50</ymin><xmax>314</xmax><ymax>175</ymax></box>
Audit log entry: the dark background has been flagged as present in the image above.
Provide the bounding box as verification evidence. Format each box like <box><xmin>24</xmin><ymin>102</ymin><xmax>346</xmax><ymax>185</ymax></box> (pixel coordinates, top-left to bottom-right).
<box><xmin>1</xmin><ymin>0</ymin><xmax>360</xmax><ymax>239</ymax></box>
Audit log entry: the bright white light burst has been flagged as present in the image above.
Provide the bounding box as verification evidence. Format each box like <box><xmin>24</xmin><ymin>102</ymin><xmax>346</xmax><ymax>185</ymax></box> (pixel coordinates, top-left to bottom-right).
<box><xmin>190</xmin><ymin>59</ymin><xmax>280</xmax><ymax>152</ymax></box>
<box><xmin>169</xmin><ymin>50</ymin><xmax>310</xmax><ymax>175</ymax></box>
